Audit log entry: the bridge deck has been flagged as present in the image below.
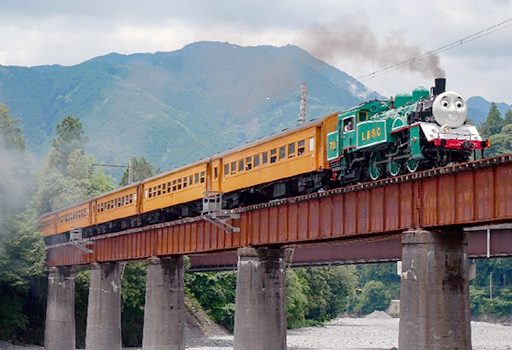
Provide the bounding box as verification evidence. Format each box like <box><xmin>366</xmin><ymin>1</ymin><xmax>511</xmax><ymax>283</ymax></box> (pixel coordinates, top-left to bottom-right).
<box><xmin>46</xmin><ymin>155</ymin><xmax>512</xmax><ymax>267</ymax></box>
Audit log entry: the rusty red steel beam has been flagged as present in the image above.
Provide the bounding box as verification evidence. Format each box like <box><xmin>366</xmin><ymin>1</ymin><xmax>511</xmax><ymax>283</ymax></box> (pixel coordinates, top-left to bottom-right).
<box><xmin>46</xmin><ymin>154</ymin><xmax>512</xmax><ymax>267</ymax></box>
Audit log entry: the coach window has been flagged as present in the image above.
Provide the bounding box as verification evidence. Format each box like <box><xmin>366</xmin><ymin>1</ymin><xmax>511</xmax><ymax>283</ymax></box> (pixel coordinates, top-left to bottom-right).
<box><xmin>262</xmin><ymin>152</ymin><xmax>268</xmax><ymax>164</ymax></box>
<box><xmin>200</xmin><ymin>171</ymin><xmax>206</xmax><ymax>183</ymax></box>
<box><xmin>309</xmin><ymin>137</ymin><xmax>315</xmax><ymax>152</ymax></box>
<box><xmin>214</xmin><ymin>167</ymin><xmax>219</xmax><ymax>179</ymax></box>
<box><xmin>157</xmin><ymin>184</ymin><xmax>162</xmax><ymax>196</ymax></box>
<box><xmin>298</xmin><ymin>140</ymin><xmax>305</xmax><ymax>155</ymax></box>
<box><xmin>288</xmin><ymin>143</ymin><xmax>295</xmax><ymax>157</ymax></box>
<box><xmin>189</xmin><ymin>175</ymin><xmax>194</xmax><ymax>185</ymax></box>
<box><xmin>270</xmin><ymin>149</ymin><xmax>277</xmax><ymax>163</ymax></box>
<box><xmin>254</xmin><ymin>154</ymin><xmax>260</xmax><ymax>167</ymax></box>
<box><xmin>162</xmin><ymin>183</ymin><xmax>167</xmax><ymax>194</ymax></box>
<box><xmin>279</xmin><ymin>146</ymin><xmax>286</xmax><ymax>160</ymax></box>
<box><xmin>183</xmin><ymin>177</ymin><xmax>188</xmax><ymax>189</ymax></box>
<box><xmin>178</xmin><ymin>178</ymin><xmax>182</xmax><ymax>190</ymax></box>
<box><xmin>231</xmin><ymin>162</ymin><xmax>237</xmax><ymax>174</ymax></box>
<box><xmin>238</xmin><ymin>159</ymin><xmax>244</xmax><ymax>172</ymax></box>
<box><xmin>173</xmin><ymin>180</ymin><xmax>177</xmax><ymax>192</ymax></box>
<box><xmin>224</xmin><ymin>164</ymin><xmax>230</xmax><ymax>177</ymax></box>
<box><xmin>129</xmin><ymin>194</ymin><xmax>134</xmax><ymax>203</ymax></box>
<box><xmin>167</xmin><ymin>182</ymin><xmax>172</xmax><ymax>192</ymax></box>
<box><xmin>195</xmin><ymin>173</ymin><xmax>199</xmax><ymax>184</ymax></box>
<box><xmin>246</xmin><ymin>157</ymin><xmax>252</xmax><ymax>170</ymax></box>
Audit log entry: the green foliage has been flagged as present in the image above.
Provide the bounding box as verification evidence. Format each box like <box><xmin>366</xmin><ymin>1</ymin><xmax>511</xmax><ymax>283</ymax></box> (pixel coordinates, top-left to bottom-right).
<box><xmin>481</xmin><ymin>102</ymin><xmax>504</xmax><ymax>138</ymax></box>
<box><xmin>470</xmin><ymin>259</ymin><xmax>512</xmax><ymax>320</ymax></box>
<box><xmin>504</xmin><ymin>109</ymin><xmax>512</xmax><ymax>125</ymax></box>
<box><xmin>286</xmin><ymin>269</ymin><xmax>310</xmax><ymax>329</ymax></box>
<box><xmin>49</xmin><ymin>116</ymin><xmax>89</xmax><ymax>175</ymax></box>
<box><xmin>119</xmin><ymin>157</ymin><xmax>161</xmax><ymax>187</ymax></box>
<box><xmin>35</xmin><ymin>118</ymin><xmax>115</xmax><ymax>214</ymax></box>
<box><xmin>0</xmin><ymin>210</ymin><xmax>46</xmax><ymax>344</ymax></box>
<box><xmin>186</xmin><ymin>271</ymin><xmax>237</xmax><ymax>331</ymax></box>
<box><xmin>74</xmin><ymin>268</ymin><xmax>90</xmax><ymax>348</ymax></box>
<box><xmin>352</xmin><ymin>280</ymin><xmax>392</xmax><ymax>315</ymax></box>
<box><xmin>121</xmin><ymin>262</ymin><xmax>147</xmax><ymax>347</ymax></box>
<box><xmin>294</xmin><ymin>266</ymin><xmax>358</xmax><ymax>324</ymax></box>
<box><xmin>0</xmin><ymin>103</ymin><xmax>27</xmax><ymax>152</ymax></box>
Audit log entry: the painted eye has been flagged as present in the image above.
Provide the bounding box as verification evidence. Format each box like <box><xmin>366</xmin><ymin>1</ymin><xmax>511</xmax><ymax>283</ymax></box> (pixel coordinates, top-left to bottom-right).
<box><xmin>456</xmin><ymin>100</ymin><xmax>464</xmax><ymax>108</ymax></box>
<box><xmin>442</xmin><ymin>100</ymin><xmax>449</xmax><ymax>107</ymax></box>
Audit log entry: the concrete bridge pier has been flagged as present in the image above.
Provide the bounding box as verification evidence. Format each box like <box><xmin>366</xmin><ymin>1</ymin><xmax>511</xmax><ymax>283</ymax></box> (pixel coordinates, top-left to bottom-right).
<box><xmin>233</xmin><ymin>247</ymin><xmax>287</xmax><ymax>350</ymax></box>
<box><xmin>44</xmin><ymin>266</ymin><xmax>76</xmax><ymax>350</ymax></box>
<box><xmin>399</xmin><ymin>229</ymin><xmax>471</xmax><ymax>350</ymax></box>
<box><xmin>85</xmin><ymin>262</ymin><xmax>122</xmax><ymax>350</ymax></box>
<box><xmin>142</xmin><ymin>256</ymin><xmax>185</xmax><ymax>350</ymax></box>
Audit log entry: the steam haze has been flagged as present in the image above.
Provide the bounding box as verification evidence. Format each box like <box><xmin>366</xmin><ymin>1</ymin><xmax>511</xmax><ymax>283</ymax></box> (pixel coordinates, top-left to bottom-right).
<box><xmin>299</xmin><ymin>20</ymin><xmax>446</xmax><ymax>80</ymax></box>
<box><xmin>0</xmin><ymin>136</ymin><xmax>33</xmax><ymax>239</ymax></box>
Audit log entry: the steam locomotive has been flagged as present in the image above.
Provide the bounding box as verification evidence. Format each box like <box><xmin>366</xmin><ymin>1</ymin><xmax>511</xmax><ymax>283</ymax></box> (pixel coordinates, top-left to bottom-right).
<box><xmin>40</xmin><ymin>78</ymin><xmax>488</xmax><ymax>244</ymax></box>
<box><xmin>328</xmin><ymin>78</ymin><xmax>488</xmax><ymax>183</ymax></box>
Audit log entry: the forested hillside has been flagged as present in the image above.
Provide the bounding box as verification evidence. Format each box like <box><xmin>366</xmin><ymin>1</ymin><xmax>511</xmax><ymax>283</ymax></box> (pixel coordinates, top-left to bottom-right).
<box><xmin>0</xmin><ymin>42</ymin><xmax>377</xmax><ymax>173</ymax></box>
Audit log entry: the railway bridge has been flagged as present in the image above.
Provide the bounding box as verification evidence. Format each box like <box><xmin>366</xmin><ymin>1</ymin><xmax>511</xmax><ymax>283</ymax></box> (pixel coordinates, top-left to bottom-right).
<box><xmin>45</xmin><ymin>154</ymin><xmax>512</xmax><ymax>350</ymax></box>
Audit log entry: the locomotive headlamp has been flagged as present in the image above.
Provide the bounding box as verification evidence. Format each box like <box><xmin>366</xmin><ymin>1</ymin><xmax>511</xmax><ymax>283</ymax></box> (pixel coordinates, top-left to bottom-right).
<box><xmin>441</xmin><ymin>124</ymin><xmax>451</xmax><ymax>133</ymax></box>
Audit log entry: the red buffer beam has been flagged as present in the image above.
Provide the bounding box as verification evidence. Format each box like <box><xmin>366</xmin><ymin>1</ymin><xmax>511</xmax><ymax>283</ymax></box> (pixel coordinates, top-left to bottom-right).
<box><xmin>46</xmin><ymin>154</ymin><xmax>512</xmax><ymax>267</ymax></box>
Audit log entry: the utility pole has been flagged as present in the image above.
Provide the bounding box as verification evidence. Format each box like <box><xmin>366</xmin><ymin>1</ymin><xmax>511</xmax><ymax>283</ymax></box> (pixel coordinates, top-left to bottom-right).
<box><xmin>298</xmin><ymin>82</ymin><xmax>308</xmax><ymax>125</ymax></box>
<box><xmin>128</xmin><ymin>157</ymin><xmax>134</xmax><ymax>184</ymax></box>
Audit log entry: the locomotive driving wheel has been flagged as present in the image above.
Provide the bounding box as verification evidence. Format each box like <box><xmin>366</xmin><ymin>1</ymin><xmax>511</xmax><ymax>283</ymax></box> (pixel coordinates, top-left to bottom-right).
<box><xmin>406</xmin><ymin>158</ymin><xmax>420</xmax><ymax>173</ymax></box>
<box><xmin>386</xmin><ymin>150</ymin><xmax>402</xmax><ymax>177</ymax></box>
<box><xmin>368</xmin><ymin>151</ymin><xmax>384</xmax><ymax>181</ymax></box>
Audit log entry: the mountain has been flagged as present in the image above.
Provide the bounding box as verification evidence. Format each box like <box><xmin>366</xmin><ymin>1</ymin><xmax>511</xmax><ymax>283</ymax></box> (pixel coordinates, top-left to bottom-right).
<box><xmin>467</xmin><ymin>96</ymin><xmax>512</xmax><ymax>125</ymax></box>
<box><xmin>0</xmin><ymin>42</ymin><xmax>380</xmax><ymax>172</ymax></box>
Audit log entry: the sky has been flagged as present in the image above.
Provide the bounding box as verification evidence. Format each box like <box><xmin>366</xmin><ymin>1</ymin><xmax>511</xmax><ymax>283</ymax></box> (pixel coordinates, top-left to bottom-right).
<box><xmin>0</xmin><ymin>0</ymin><xmax>511</xmax><ymax>104</ymax></box>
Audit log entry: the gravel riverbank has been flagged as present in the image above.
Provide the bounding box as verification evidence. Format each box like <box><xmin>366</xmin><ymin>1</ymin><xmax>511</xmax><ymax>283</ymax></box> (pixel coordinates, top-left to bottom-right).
<box><xmin>2</xmin><ymin>315</ymin><xmax>511</xmax><ymax>350</ymax></box>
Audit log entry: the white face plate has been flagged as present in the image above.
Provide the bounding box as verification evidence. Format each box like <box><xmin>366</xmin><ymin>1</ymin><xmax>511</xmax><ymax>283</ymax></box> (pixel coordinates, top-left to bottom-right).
<box><xmin>432</xmin><ymin>91</ymin><xmax>468</xmax><ymax>127</ymax></box>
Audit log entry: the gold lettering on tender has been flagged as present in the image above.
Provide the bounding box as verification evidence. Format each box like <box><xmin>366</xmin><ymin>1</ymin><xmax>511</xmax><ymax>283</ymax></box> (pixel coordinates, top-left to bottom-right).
<box><xmin>377</xmin><ymin>127</ymin><xmax>381</xmax><ymax>136</ymax></box>
<box><xmin>372</xmin><ymin>129</ymin><xmax>376</xmax><ymax>138</ymax></box>
<box><xmin>361</xmin><ymin>132</ymin><xmax>366</xmax><ymax>141</ymax></box>
<box><xmin>367</xmin><ymin>130</ymin><xmax>370</xmax><ymax>139</ymax></box>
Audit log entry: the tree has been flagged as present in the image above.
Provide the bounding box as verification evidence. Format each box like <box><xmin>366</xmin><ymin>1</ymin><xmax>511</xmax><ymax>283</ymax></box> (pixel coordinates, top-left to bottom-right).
<box><xmin>186</xmin><ymin>271</ymin><xmax>237</xmax><ymax>331</ymax></box>
<box><xmin>49</xmin><ymin>116</ymin><xmax>89</xmax><ymax>175</ymax></box>
<box><xmin>119</xmin><ymin>157</ymin><xmax>161</xmax><ymax>187</ymax></box>
<box><xmin>504</xmin><ymin>109</ymin><xmax>512</xmax><ymax>126</ymax></box>
<box><xmin>481</xmin><ymin>103</ymin><xmax>504</xmax><ymax>137</ymax></box>
<box><xmin>0</xmin><ymin>103</ymin><xmax>27</xmax><ymax>152</ymax></box>
<box><xmin>352</xmin><ymin>280</ymin><xmax>392</xmax><ymax>315</ymax></box>
<box><xmin>35</xmin><ymin>117</ymin><xmax>114</xmax><ymax>215</ymax></box>
<box><xmin>295</xmin><ymin>266</ymin><xmax>358</xmax><ymax>323</ymax></box>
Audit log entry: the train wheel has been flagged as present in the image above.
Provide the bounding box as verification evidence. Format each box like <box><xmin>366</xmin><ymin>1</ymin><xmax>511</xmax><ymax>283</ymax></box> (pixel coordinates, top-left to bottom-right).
<box><xmin>406</xmin><ymin>159</ymin><xmax>420</xmax><ymax>173</ymax></box>
<box><xmin>387</xmin><ymin>151</ymin><xmax>402</xmax><ymax>177</ymax></box>
<box><xmin>368</xmin><ymin>151</ymin><xmax>384</xmax><ymax>181</ymax></box>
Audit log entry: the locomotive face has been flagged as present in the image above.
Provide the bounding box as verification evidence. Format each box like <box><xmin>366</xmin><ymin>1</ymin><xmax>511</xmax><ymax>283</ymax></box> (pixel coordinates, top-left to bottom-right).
<box><xmin>432</xmin><ymin>91</ymin><xmax>468</xmax><ymax>128</ymax></box>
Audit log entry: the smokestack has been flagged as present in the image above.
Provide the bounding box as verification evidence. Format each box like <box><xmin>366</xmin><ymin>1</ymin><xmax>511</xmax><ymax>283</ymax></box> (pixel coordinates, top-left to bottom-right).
<box><xmin>433</xmin><ymin>78</ymin><xmax>446</xmax><ymax>95</ymax></box>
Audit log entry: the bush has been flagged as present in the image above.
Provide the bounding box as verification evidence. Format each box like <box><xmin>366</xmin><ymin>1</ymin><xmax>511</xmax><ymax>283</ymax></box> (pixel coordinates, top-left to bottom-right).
<box><xmin>353</xmin><ymin>280</ymin><xmax>391</xmax><ymax>315</ymax></box>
